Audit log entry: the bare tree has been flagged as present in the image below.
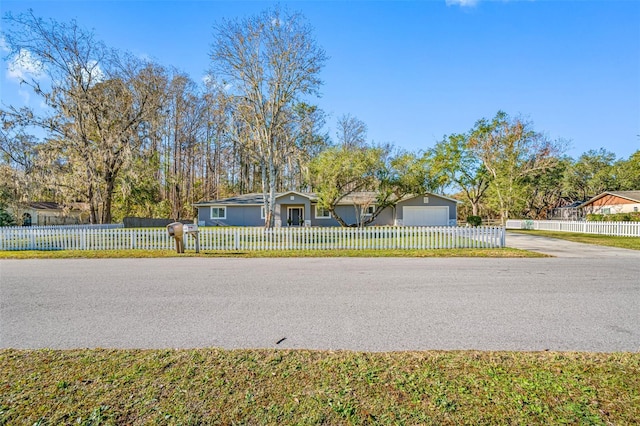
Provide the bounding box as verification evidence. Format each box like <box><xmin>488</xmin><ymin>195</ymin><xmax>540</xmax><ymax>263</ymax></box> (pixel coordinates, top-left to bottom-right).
<box><xmin>210</xmin><ymin>6</ymin><xmax>327</xmax><ymax>227</ymax></box>
<box><xmin>336</xmin><ymin>113</ymin><xmax>367</xmax><ymax>149</ymax></box>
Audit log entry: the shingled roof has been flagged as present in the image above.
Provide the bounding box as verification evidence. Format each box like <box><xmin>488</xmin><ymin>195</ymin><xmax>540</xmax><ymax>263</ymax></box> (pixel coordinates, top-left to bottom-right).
<box><xmin>579</xmin><ymin>191</ymin><xmax>640</xmax><ymax>207</ymax></box>
<box><xmin>194</xmin><ymin>191</ymin><xmax>460</xmax><ymax>207</ymax></box>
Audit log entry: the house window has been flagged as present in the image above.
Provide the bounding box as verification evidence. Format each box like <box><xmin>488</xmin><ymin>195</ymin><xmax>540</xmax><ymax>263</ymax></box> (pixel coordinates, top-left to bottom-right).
<box><xmin>315</xmin><ymin>206</ymin><xmax>331</xmax><ymax>219</ymax></box>
<box><xmin>364</xmin><ymin>205</ymin><xmax>375</xmax><ymax>216</ymax></box>
<box><xmin>601</xmin><ymin>208</ymin><xmax>611</xmax><ymax>215</ymax></box>
<box><xmin>635</xmin><ymin>207</ymin><xmax>638</xmax><ymax>212</ymax></box>
<box><xmin>210</xmin><ymin>206</ymin><xmax>226</xmax><ymax>219</ymax></box>
<box><xmin>261</xmin><ymin>206</ymin><xmax>266</xmax><ymax>219</ymax></box>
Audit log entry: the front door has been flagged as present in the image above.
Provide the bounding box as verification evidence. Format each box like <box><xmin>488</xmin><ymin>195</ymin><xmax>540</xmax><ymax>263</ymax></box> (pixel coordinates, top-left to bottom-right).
<box><xmin>288</xmin><ymin>207</ymin><xmax>303</xmax><ymax>226</ymax></box>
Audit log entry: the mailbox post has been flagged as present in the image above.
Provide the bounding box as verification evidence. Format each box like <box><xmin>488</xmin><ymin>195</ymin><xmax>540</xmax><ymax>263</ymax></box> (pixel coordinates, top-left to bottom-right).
<box><xmin>166</xmin><ymin>222</ymin><xmax>185</xmax><ymax>253</ymax></box>
<box><xmin>183</xmin><ymin>224</ymin><xmax>200</xmax><ymax>254</ymax></box>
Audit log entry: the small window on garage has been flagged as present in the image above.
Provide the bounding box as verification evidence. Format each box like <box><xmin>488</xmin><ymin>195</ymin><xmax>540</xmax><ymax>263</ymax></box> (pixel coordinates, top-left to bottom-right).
<box><xmin>364</xmin><ymin>205</ymin><xmax>375</xmax><ymax>216</ymax></box>
<box><xmin>210</xmin><ymin>206</ymin><xmax>226</xmax><ymax>219</ymax></box>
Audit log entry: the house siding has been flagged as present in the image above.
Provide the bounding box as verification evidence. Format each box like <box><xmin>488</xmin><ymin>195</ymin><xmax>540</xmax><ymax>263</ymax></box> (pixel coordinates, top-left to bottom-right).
<box><xmin>198</xmin><ymin>205</ymin><xmax>264</xmax><ymax>227</ymax></box>
<box><xmin>584</xmin><ymin>202</ymin><xmax>640</xmax><ymax>215</ymax></box>
<box><xmin>309</xmin><ymin>205</ymin><xmax>393</xmax><ymax>227</ymax></box>
<box><xmin>195</xmin><ymin>192</ymin><xmax>458</xmax><ymax>227</ymax></box>
<box><xmin>276</xmin><ymin>193</ymin><xmax>312</xmax><ymax>226</ymax></box>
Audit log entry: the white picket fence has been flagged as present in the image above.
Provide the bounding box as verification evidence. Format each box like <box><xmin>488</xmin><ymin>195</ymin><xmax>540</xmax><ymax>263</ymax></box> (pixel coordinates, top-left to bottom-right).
<box><xmin>506</xmin><ymin>220</ymin><xmax>640</xmax><ymax>237</ymax></box>
<box><xmin>0</xmin><ymin>223</ymin><xmax>124</xmax><ymax>231</ymax></box>
<box><xmin>0</xmin><ymin>226</ymin><xmax>505</xmax><ymax>251</ymax></box>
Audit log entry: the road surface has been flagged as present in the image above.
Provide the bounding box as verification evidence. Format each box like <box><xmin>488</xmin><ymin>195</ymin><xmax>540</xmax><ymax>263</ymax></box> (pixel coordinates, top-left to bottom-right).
<box><xmin>1</xmin><ymin>255</ymin><xmax>638</xmax><ymax>352</ymax></box>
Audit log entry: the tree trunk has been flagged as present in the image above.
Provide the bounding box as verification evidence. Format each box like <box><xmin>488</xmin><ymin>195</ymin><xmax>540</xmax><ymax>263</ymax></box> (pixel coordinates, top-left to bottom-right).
<box><xmin>101</xmin><ymin>175</ymin><xmax>115</xmax><ymax>224</ymax></box>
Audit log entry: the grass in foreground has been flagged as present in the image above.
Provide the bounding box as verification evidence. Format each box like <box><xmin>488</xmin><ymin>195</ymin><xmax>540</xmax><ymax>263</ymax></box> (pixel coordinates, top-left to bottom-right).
<box><xmin>0</xmin><ymin>247</ymin><xmax>544</xmax><ymax>259</ymax></box>
<box><xmin>509</xmin><ymin>229</ymin><xmax>640</xmax><ymax>250</ymax></box>
<box><xmin>1</xmin><ymin>349</ymin><xmax>638</xmax><ymax>425</ymax></box>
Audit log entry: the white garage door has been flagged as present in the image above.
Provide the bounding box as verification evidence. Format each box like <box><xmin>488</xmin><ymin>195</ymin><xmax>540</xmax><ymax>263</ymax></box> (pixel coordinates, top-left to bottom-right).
<box><xmin>403</xmin><ymin>206</ymin><xmax>449</xmax><ymax>226</ymax></box>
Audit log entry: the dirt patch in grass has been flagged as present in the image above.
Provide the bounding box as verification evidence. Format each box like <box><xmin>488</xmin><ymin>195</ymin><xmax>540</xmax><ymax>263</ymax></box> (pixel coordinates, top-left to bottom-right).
<box><xmin>0</xmin><ymin>247</ymin><xmax>543</xmax><ymax>259</ymax></box>
<box><xmin>1</xmin><ymin>349</ymin><xmax>637</xmax><ymax>425</ymax></box>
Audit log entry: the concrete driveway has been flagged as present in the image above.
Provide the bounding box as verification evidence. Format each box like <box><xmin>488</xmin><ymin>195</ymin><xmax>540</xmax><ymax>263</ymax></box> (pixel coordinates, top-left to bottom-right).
<box><xmin>506</xmin><ymin>231</ymin><xmax>640</xmax><ymax>258</ymax></box>
<box><xmin>1</xmin><ymin>257</ymin><xmax>638</xmax><ymax>352</ymax></box>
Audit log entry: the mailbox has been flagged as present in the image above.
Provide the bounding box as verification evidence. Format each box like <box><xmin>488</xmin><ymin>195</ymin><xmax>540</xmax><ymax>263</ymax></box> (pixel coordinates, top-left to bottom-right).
<box><xmin>184</xmin><ymin>223</ymin><xmax>200</xmax><ymax>254</ymax></box>
<box><xmin>183</xmin><ymin>224</ymin><xmax>198</xmax><ymax>233</ymax></box>
<box><xmin>167</xmin><ymin>222</ymin><xmax>200</xmax><ymax>254</ymax></box>
<box><xmin>166</xmin><ymin>222</ymin><xmax>185</xmax><ymax>253</ymax></box>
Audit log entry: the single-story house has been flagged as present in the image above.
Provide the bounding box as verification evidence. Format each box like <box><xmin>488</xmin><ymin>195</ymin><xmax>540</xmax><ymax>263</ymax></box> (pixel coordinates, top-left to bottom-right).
<box><xmin>578</xmin><ymin>191</ymin><xmax>640</xmax><ymax>215</ymax></box>
<box><xmin>10</xmin><ymin>202</ymin><xmax>89</xmax><ymax>226</ymax></box>
<box><xmin>194</xmin><ymin>191</ymin><xmax>459</xmax><ymax>227</ymax></box>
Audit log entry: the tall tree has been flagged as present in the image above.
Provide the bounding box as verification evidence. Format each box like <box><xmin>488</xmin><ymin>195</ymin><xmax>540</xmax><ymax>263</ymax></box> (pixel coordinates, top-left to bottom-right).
<box><xmin>336</xmin><ymin>113</ymin><xmax>367</xmax><ymax>149</ymax></box>
<box><xmin>521</xmin><ymin>160</ymin><xmax>569</xmax><ymax>219</ymax></box>
<box><xmin>468</xmin><ymin>111</ymin><xmax>566</xmax><ymax>223</ymax></box>
<box><xmin>210</xmin><ymin>6</ymin><xmax>327</xmax><ymax>227</ymax></box>
<box><xmin>562</xmin><ymin>148</ymin><xmax>619</xmax><ymax>202</ymax></box>
<box><xmin>310</xmin><ymin>146</ymin><xmax>430</xmax><ymax>227</ymax></box>
<box><xmin>279</xmin><ymin>103</ymin><xmax>329</xmax><ymax>192</ymax></box>
<box><xmin>309</xmin><ymin>145</ymin><xmax>384</xmax><ymax>227</ymax></box>
<box><xmin>428</xmin><ymin>133</ymin><xmax>491</xmax><ymax>216</ymax></box>
<box><xmin>1</xmin><ymin>11</ymin><xmax>166</xmax><ymax>223</ymax></box>
<box><xmin>617</xmin><ymin>150</ymin><xmax>640</xmax><ymax>190</ymax></box>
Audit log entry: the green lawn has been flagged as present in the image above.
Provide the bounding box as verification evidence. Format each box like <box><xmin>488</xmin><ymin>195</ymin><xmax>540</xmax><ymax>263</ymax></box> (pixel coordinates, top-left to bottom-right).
<box><xmin>0</xmin><ymin>247</ymin><xmax>543</xmax><ymax>259</ymax></box>
<box><xmin>1</xmin><ymin>349</ymin><xmax>638</xmax><ymax>425</ymax></box>
<box><xmin>509</xmin><ymin>229</ymin><xmax>640</xmax><ymax>250</ymax></box>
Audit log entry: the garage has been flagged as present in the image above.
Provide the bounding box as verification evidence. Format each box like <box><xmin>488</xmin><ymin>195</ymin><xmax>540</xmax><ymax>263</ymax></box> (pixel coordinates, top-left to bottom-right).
<box><xmin>402</xmin><ymin>206</ymin><xmax>449</xmax><ymax>226</ymax></box>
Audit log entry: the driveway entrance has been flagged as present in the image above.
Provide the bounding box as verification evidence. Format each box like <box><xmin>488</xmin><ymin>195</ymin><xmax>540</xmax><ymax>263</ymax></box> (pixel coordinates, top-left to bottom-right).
<box><xmin>506</xmin><ymin>231</ymin><xmax>640</xmax><ymax>258</ymax></box>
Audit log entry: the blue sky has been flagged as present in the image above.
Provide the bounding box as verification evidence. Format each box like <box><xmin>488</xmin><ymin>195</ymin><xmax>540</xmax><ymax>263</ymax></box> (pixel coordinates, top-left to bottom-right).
<box><xmin>1</xmin><ymin>0</ymin><xmax>639</xmax><ymax>159</ymax></box>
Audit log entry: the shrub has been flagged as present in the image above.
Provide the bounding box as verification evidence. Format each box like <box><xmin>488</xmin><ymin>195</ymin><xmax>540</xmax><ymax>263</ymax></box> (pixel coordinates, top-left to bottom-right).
<box><xmin>0</xmin><ymin>208</ymin><xmax>16</xmax><ymax>227</ymax></box>
<box><xmin>466</xmin><ymin>216</ymin><xmax>482</xmax><ymax>227</ymax></box>
<box><xmin>587</xmin><ymin>212</ymin><xmax>640</xmax><ymax>222</ymax></box>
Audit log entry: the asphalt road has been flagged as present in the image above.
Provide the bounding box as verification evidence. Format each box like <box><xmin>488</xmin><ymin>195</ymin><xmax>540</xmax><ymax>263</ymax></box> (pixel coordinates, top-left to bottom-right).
<box><xmin>1</xmin><ymin>254</ymin><xmax>638</xmax><ymax>352</ymax></box>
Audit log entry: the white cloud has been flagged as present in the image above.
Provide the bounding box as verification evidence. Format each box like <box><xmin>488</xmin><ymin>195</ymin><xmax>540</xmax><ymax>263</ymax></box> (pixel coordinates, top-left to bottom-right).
<box><xmin>446</xmin><ymin>0</ymin><xmax>479</xmax><ymax>7</ymax></box>
<box><xmin>202</xmin><ymin>74</ymin><xmax>232</xmax><ymax>92</ymax></box>
<box><xmin>81</xmin><ymin>60</ymin><xmax>105</xmax><ymax>86</ymax></box>
<box><xmin>7</xmin><ymin>49</ymin><xmax>43</xmax><ymax>81</ymax></box>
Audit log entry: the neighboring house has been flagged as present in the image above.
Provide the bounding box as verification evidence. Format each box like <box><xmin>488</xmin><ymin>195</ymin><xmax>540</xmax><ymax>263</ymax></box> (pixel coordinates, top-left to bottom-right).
<box><xmin>547</xmin><ymin>200</ymin><xmax>586</xmax><ymax>221</ymax></box>
<box><xmin>11</xmin><ymin>202</ymin><xmax>89</xmax><ymax>226</ymax></box>
<box><xmin>578</xmin><ymin>191</ymin><xmax>640</xmax><ymax>215</ymax></box>
<box><xmin>194</xmin><ymin>191</ymin><xmax>459</xmax><ymax>227</ymax></box>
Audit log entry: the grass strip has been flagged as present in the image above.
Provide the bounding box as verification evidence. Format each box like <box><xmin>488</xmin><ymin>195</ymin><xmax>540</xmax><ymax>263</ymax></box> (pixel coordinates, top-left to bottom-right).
<box><xmin>509</xmin><ymin>229</ymin><xmax>640</xmax><ymax>250</ymax></box>
<box><xmin>0</xmin><ymin>247</ymin><xmax>543</xmax><ymax>259</ymax></box>
<box><xmin>1</xmin><ymin>349</ymin><xmax>638</xmax><ymax>425</ymax></box>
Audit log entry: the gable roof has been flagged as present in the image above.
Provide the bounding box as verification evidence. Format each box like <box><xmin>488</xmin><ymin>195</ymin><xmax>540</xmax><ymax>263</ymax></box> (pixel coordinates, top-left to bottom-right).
<box><xmin>24</xmin><ymin>202</ymin><xmax>63</xmax><ymax>211</ymax></box>
<box><xmin>194</xmin><ymin>191</ymin><xmax>460</xmax><ymax>207</ymax></box>
<box><xmin>578</xmin><ymin>191</ymin><xmax>640</xmax><ymax>208</ymax></box>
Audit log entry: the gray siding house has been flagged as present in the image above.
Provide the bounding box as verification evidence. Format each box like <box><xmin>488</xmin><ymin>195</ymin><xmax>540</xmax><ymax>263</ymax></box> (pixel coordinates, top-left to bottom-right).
<box><xmin>194</xmin><ymin>191</ymin><xmax>459</xmax><ymax>227</ymax></box>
